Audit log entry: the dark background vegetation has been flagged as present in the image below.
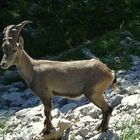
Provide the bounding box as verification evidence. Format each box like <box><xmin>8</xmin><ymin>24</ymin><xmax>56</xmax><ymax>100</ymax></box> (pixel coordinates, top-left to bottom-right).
<box><xmin>0</xmin><ymin>0</ymin><xmax>139</xmax><ymax>69</ymax></box>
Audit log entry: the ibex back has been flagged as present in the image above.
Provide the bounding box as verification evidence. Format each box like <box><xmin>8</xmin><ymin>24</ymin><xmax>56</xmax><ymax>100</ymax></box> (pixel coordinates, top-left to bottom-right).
<box><xmin>0</xmin><ymin>21</ymin><xmax>117</xmax><ymax>135</ymax></box>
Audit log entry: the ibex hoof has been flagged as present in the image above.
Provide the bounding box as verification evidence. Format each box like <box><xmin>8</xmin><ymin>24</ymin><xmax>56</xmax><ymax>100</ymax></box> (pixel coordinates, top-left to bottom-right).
<box><xmin>41</xmin><ymin>127</ymin><xmax>55</xmax><ymax>136</ymax></box>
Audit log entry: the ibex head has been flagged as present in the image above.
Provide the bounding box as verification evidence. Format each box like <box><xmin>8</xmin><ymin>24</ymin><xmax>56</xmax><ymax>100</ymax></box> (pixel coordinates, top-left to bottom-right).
<box><xmin>0</xmin><ymin>20</ymin><xmax>32</xmax><ymax>69</ymax></box>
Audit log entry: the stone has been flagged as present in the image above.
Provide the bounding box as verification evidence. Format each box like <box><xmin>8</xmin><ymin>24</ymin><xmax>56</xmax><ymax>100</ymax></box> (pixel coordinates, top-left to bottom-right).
<box><xmin>134</xmin><ymin>89</ymin><xmax>140</xmax><ymax>94</ymax></box>
<box><xmin>2</xmin><ymin>92</ymin><xmax>26</xmax><ymax>107</ymax></box>
<box><xmin>0</xmin><ymin>109</ymin><xmax>8</xmax><ymax>116</ymax></box>
<box><xmin>8</xmin><ymin>87</ymin><xmax>19</xmax><ymax>93</ymax></box>
<box><xmin>78</xmin><ymin>127</ymin><xmax>89</xmax><ymax>137</ymax></box>
<box><xmin>111</xmin><ymin>95</ymin><xmax>123</xmax><ymax>107</ymax></box>
<box><xmin>0</xmin><ymin>97</ymin><xmax>8</xmax><ymax>106</ymax></box>
<box><xmin>58</xmin><ymin>118</ymin><xmax>71</xmax><ymax>131</ymax></box>
<box><xmin>136</xmin><ymin>108</ymin><xmax>140</xmax><ymax>114</ymax></box>
<box><xmin>121</xmin><ymin>94</ymin><xmax>140</xmax><ymax>106</ymax></box>
<box><xmin>51</xmin><ymin>108</ymin><xmax>61</xmax><ymax>118</ymax></box>
<box><xmin>74</xmin><ymin>103</ymin><xmax>95</xmax><ymax>116</ymax></box>
<box><xmin>129</xmin><ymin>55</ymin><xmax>140</xmax><ymax>65</ymax></box>
<box><xmin>81</xmin><ymin>48</ymin><xmax>99</xmax><ymax>59</ymax></box>
<box><xmin>80</xmin><ymin>116</ymin><xmax>94</xmax><ymax>123</ymax></box>
<box><xmin>88</xmin><ymin>108</ymin><xmax>101</xmax><ymax>119</ymax></box>
<box><xmin>60</xmin><ymin>102</ymin><xmax>77</xmax><ymax>113</ymax></box>
<box><xmin>97</xmin><ymin>131</ymin><xmax>120</xmax><ymax>140</ymax></box>
<box><xmin>21</xmin><ymin>88</ymin><xmax>33</xmax><ymax>98</ymax></box>
<box><xmin>21</xmin><ymin>96</ymin><xmax>40</xmax><ymax>108</ymax></box>
<box><xmin>0</xmin><ymin>84</ymin><xmax>9</xmax><ymax>93</ymax></box>
<box><xmin>133</xmin><ymin>40</ymin><xmax>140</xmax><ymax>49</ymax></box>
<box><xmin>74</xmin><ymin>135</ymin><xmax>85</xmax><ymax>140</ymax></box>
<box><xmin>12</xmin><ymin>81</ymin><xmax>26</xmax><ymax>90</ymax></box>
<box><xmin>10</xmin><ymin>98</ymin><xmax>25</xmax><ymax>107</ymax></box>
<box><xmin>121</xmin><ymin>31</ymin><xmax>133</xmax><ymax>39</ymax></box>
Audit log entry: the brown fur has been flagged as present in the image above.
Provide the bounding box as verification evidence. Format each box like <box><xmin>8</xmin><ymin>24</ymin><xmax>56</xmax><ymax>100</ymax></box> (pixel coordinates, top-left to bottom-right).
<box><xmin>0</xmin><ymin>21</ymin><xmax>118</xmax><ymax>135</ymax></box>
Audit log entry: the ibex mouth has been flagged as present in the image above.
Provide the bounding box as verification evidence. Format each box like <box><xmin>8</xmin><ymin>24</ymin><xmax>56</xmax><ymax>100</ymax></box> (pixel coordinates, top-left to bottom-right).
<box><xmin>0</xmin><ymin>62</ymin><xmax>9</xmax><ymax>69</ymax></box>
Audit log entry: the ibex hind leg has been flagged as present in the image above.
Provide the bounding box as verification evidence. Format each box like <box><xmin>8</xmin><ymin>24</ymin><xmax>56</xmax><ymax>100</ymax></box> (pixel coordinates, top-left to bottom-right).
<box><xmin>85</xmin><ymin>91</ymin><xmax>113</xmax><ymax>132</ymax></box>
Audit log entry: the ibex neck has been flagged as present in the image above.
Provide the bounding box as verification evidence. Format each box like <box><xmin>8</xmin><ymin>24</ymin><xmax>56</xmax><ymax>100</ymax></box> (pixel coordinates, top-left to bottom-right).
<box><xmin>16</xmin><ymin>50</ymin><xmax>34</xmax><ymax>86</ymax></box>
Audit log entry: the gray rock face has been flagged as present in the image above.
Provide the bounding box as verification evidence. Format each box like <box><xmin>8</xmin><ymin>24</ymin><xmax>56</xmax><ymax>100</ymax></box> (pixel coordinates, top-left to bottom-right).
<box><xmin>120</xmin><ymin>32</ymin><xmax>140</xmax><ymax>61</ymax></box>
<box><xmin>81</xmin><ymin>48</ymin><xmax>99</xmax><ymax>59</ymax></box>
<box><xmin>121</xmin><ymin>31</ymin><xmax>133</xmax><ymax>39</ymax></box>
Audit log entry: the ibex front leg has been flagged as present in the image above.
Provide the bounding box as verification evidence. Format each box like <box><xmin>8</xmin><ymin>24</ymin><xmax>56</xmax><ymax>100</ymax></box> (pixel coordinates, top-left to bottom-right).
<box><xmin>40</xmin><ymin>92</ymin><xmax>53</xmax><ymax>135</ymax></box>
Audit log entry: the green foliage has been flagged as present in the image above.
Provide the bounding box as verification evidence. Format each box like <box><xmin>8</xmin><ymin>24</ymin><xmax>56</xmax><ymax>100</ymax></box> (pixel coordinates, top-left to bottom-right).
<box><xmin>60</xmin><ymin>49</ymin><xmax>86</xmax><ymax>61</ymax></box>
<box><xmin>120</xmin><ymin>117</ymin><xmax>140</xmax><ymax>140</ymax></box>
<box><xmin>0</xmin><ymin>0</ymin><xmax>139</xmax><ymax>58</ymax></box>
<box><xmin>0</xmin><ymin>116</ymin><xmax>18</xmax><ymax>139</ymax></box>
<box><xmin>86</xmin><ymin>30</ymin><xmax>132</xmax><ymax>70</ymax></box>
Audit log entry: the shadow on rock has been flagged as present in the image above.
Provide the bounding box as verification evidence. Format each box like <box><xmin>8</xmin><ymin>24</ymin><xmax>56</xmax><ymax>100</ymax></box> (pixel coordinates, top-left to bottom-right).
<box><xmin>98</xmin><ymin>130</ymin><xmax>120</xmax><ymax>140</ymax></box>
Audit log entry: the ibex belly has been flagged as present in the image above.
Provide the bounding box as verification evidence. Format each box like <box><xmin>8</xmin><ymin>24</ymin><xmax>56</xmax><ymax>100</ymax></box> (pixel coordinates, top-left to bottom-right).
<box><xmin>48</xmin><ymin>76</ymin><xmax>86</xmax><ymax>98</ymax></box>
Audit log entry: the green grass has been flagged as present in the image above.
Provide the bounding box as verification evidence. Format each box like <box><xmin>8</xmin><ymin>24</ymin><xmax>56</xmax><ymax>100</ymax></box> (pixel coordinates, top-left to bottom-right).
<box><xmin>0</xmin><ymin>116</ymin><xmax>17</xmax><ymax>139</ymax></box>
<box><xmin>120</xmin><ymin>117</ymin><xmax>140</xmax><ymax>140</ymax></box>
<box><xmin>60</xmin><ymin>48</ymin><xmax>86</xmax><ymax>61</ymax></box>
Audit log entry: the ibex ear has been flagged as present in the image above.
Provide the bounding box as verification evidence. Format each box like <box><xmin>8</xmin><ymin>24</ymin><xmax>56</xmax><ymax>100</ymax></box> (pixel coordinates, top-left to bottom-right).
<box><xmin>17</xmin><ymin>36</ymin><xmax>24</xmax><ymax>49</ymax></box>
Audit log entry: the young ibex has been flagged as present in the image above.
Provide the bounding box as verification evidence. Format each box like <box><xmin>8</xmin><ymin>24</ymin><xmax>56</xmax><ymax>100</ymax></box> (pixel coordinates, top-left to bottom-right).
<box><xmin>1</xmin><ymin>21</ymin><xmax>117</xmax><ymax>135</ymax></box>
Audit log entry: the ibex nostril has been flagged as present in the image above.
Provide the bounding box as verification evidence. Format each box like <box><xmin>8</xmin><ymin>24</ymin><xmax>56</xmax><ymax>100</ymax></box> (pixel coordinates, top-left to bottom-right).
<box><xmin>0</xmin><ymin>62</ymin><xmax>7</xmax><ymax>68</ymax></box>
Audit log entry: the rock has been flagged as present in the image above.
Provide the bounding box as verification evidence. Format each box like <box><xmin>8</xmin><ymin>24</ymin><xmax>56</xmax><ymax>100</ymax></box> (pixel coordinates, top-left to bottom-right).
<box><xmin>125</xmin><ymin>36</ymin><xmax>133</xmax><ymax>43</ymax></box>
<box><xmin>121</xmin><ymin>94</ymin><xmax>140</xmax><ymax>106</ymax></box>
<box><xmin>57</xmin><ymin>118</ymin><xmax>71</xmax><ymax>132</ymax></box>
<box><xmin>81</xmin><ymin>48</ymin><xmax>99</xmax><ymax>59</ymax></box>
<box><xmin>0</xmin><ymin>97</ymin><xmax>8</xmax><ymax>106</ymax></box>
<box><xmin>126</xmin><ymin>72</ymin><xmax>137</xmax><ymax>81</ymax></box>
<box><xmin>88</xmin><ymin>108</ymin><xmax>101</xmax><ymax>119</ymax></box>
<box><xmin>57</xmin><ymin>98</ymin><xmax>69</xmax><ymax>107</ymax></box>
<box><xmin>120</xmin><ymin>36</ymin><xmax>133</xmax><ymax>51</ymax></box>
<box><xmin>134</xmin><ymin>89</ymin><xmax>140</xmax><ymax>94</ymax></box>
<box><xmin>60</xmin><ymin>102</ymin><xmax>77</xmax><ymax>113</ymax></box>
<box><xmin>8</xmin><ymin>87</ymin><xmax>19</xmax><ymax>93</ymax></box>
<box><xmin>129</xmin><ymin>55</ymin><xmax>140</xmax><ymax>65</ymax></box>
<box><xmin>120</xmin><ymin>35</ymin><xmax>140</xmax><ymax>52</ymax></box>
<box><xmin>74</xmin><ymin>135</ymin><xmax>85</xmax><ymax>140</ymax></box>
<box><xmin>10</xmin><ymin>98</ymin><xmax>25</xmax><ymax>107</ymax></box>
<box><xmin>51</xmin><ymin>108</ymin><xmax>61</xmax><ymax>118</ymax></box>
<box><xmin>80</xmin><ymin>116</ymin><xmax>94</xmax><ymax>123</ymax></box>
<box><xmin>133</xmin><ymin>40</ymin><xmax>140</xmax><ymax>49</ymax></box>
<box><xmin>74</xmin><ymin>103</ymin><xmax>95</xmax><ymax>116</ymax></box>
<box><xmin>21</xmin><ymin>96</ymin><xmax>40</xmax><ymax>108</ymax></box>
<box><xmin>12</xmin><ymin>81</ymin><xmax>26</xmax><ymax>90</ymax></box>
<box><xmin>97</xmin><ymin>131</ymin><xmax>120</xmax><ymax>140</ymax></box>
<box><xmin>78</xmin><ymin>127</ymin><xmax>89</xmax><ymax>137</ymax></box>
<box><xmin>111</xmin><ymin>95</ymin><xmax>123</xmax><ymax>107</ymax></box>
<box><xmin>0</xmin><ymin>109</ymin><xmax>8</xmax><ymax>116</ymax></box>
<box><xmin>0</xmin><ymin>84</ymin><xmax>9</xmax><ymax>93</ymax></box>
<box><xmin>21</xmin><ymin>88</ymin><xmax>33</xmax><ymax>99</ymax></box>
<box><xmin>121</xmin><ymin>31</ymin><xmax>133</xmax><ymax>39</ymax></box>
<box><xmin>2</xmin><ymin>92</ymin><xmax>26</xmax><ymax>107</ymax></box>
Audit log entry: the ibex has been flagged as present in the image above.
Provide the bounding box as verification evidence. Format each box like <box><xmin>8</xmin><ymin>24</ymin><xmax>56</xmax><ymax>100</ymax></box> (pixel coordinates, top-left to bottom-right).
<box><xmin>1</xmin><ymin>21</ymin><xmax>117</xmax><ymax>135</ymax></box>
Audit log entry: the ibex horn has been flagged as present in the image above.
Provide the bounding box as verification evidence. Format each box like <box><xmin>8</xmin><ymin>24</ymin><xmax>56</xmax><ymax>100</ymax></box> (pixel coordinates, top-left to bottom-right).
<box><xmin>13</xmin><ymin>20</ymin><xmax>32</xmax><ymax>44</ymax></box>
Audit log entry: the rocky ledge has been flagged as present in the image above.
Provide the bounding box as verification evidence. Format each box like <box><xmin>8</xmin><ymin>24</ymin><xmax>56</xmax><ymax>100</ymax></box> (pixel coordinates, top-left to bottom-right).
<box><xmin>0</xmin><ymin>55</ymin><xmax>140</xmax><ymax>140</ymax></box>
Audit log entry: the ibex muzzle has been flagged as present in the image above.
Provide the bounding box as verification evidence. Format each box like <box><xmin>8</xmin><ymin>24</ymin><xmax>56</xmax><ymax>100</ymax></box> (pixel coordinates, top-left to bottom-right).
<box><xmin>1</xmin><ymin>21</ymin><xmax>118</xmax><ymax>136</ymax></box>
